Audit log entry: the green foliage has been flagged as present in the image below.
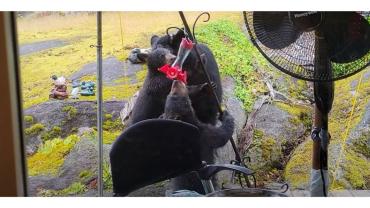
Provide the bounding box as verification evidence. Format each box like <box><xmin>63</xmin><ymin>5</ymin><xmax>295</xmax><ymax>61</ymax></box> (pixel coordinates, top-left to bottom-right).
<box><xmin>102</xmin><ymin>114</ymin><xmax>123</xmax><ymax>144</ymax></box>
<box><xmin>24</xmin><ymin>115</ymin><xmax>34</xmax><ymax>124</ymax></box>
<box><xmin>197</xmin><ymin>20</ymin><xmax>269</xmax><ymax>111</ymax></box>
<box><xmin>62</xmin><ymin>105</ymin><xmax>77</xmax><ymax>120</ymax></box>
<box><xmin>27</xmin><ymin>134</ymin><xmax>80</xmax><ymax>176</ymax></box>
<box><xmin>24</xmin><ymin>123</ymin><xmax>45</xmax><ymax>136</ymax></box>
<box><xmin>40</xmin><ymin>126</ymin><xmax>62</xmax><ymax>142</ymax></box>
<box><xmin>332</xmin><ymin>52</ymin><xmax>370</xmax><ymax>77</ymax></box>
<box><xmin>288</xmin><ymin>79</ymin><xmax>308</xmax><ymax>100</ymax></box>
<box><xmin>38</xmin><ymin>182</ymin><xmax>87</xmax><ymax>196</ymax></box>
<box><xmin>103</xmin><ymin>131</ymin><xmax>121</xmax><ymax>144</ymax></box>
<box><xmin>103</xmin><ymin>162</ymin><xmax>113</xmax><ymax>190</ymax></box>
<box><xmin>104</xmin><ymin>113</ymin><xmax>113</xmax><ymax>120</ymax></box>
<box><xmin>253</xmin><ymin>129</ymin><xmax>264</xmax><ymax>140</ymax></box>
<box><xmin>103</xmin><ymin>117</ymin><xmax>123</xmax><ymax>131</ymax></box>
<box><xmin>79</xmin><ymin>170</ymin><xmax>94</xmax><ymax>182</ymax></box>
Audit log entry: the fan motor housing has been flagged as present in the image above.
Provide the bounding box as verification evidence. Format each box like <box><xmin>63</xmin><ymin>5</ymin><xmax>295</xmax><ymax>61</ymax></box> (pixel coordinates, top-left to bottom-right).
<box><xmin>289</xmin><ymin>12</ymin><xmax>323</xmax><ymax>32</ymax></box>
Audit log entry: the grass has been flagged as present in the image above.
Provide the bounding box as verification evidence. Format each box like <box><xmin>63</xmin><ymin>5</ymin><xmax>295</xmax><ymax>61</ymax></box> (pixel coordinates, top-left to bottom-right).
<box><xmin>196</xmin><ymin>20</ymin><xmax>270</xmax><ymax>111</ymax></box>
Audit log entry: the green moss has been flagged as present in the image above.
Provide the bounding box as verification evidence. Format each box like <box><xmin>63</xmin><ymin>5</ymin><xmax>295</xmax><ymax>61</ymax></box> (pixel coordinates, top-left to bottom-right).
<box><xmin>351</xmin><ymin>132</ymin><xmax>370</xmax><ymax>158</ymax></box>
<box><xmin>27</xmin><ymin>134</ymin><xmax>80</xmax><ymax>176</ymax></box>
<box><xmin>288</xmin><ymin>79</ymin><xmax>308</xmax><ymax>100</ymax></box>
<box><xmin>24</xmin><ymin>115</ymin><xmax>34</xmax><ymax>124</ymax></box>
<box><xmin>103</xmin><ymin>117</ymin><xmax>123</xmax><ymax>131</ymax></box>
<box><xmin>62</xmin><ymin>105</ymin><xmax>77</xmax><ymax>120</ymax></box>
<box><xmin>80</xmin><ymin>128</ymin><xmax>120</xmax><ymax>144</ymax></box>
<box><xmin>248</xmin><ymin>129</ymin><xmax>283</xmax><ymax>183</ymax></box>
<box><xmin>275</xmin><ymin>101</ymin><xmax>312</xmax><ymax>128</ymax></box>
<box><xmin>38</xmin><ymin>182</ymin><xmax>87</xmax><ymax>196</ymax></box>
<box><xmin>103</xmin><ymin>130</ymin><xmax>121</xmax><ymax>144</ymax></box>
<box><xmin>24</xmin><ymin>123</ymin><xmax>45</xmax><ymax>136</ymax></box>
<box><xmin>79</xmin><ymin>170</ymin><xmax>94</xmax><ymax>182</ymax></box>
<box><xmin>253</xmin><ymin>129</ymin><xmax>264</xmax><ymax>140</ymax></box>
<box><xmin>261</xmin><ymin>137</ymin><xmax>276</xmax><ymax>161</ymax></box>
<box><xmin>104</xmin><ymin>113</ymin><xmax>113</xmax><ymax>120</ymax></box>
<box><xmin>343</xmin><ymin>149</ymin><xmax>370</xmax><ymax>189</ymax></box>
<box><xmin>40</xmin><ymin>126</ymin><xmax>62</xmax><ymax>142</ymax></box>
<box><xmin>284</xmin><ymin>139</ymin><xmax>312</xmax><ymax>188</ymax></box>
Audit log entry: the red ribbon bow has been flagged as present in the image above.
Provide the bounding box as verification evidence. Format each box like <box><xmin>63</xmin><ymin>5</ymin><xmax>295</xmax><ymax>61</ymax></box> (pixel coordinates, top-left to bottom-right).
<box><xmin>158</xmin><ymin>64</ymin><xmax>187</xmax><ymax>84</ymax></box>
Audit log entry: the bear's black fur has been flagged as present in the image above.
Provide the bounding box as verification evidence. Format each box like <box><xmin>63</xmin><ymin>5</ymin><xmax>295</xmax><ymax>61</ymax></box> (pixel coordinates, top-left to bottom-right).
<box><xmin>128</xmin><ymin>47</ymin><xmax>209</xmax><ymax>126</ymax></box>
<box><xmin>162</xmin><ymin>80</ymin><xmax>235</xmax><ymax>194</ymax></box>
<box><xmin>128</xmin><ymin>48</ymin><xmax>175</xmax><ymax>125</ymax></box>
<box><xmin>151</xmin><ymin>30</ymin><xmax>223</xmax><ymax>125</ymax></box>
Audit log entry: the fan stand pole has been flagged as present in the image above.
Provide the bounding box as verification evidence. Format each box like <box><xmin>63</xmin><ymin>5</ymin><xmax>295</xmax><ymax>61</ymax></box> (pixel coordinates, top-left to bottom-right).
<box><xmin>311</xmin><ymin>30</ymin><xmax>334</xmax><ymax>197</ymax></box>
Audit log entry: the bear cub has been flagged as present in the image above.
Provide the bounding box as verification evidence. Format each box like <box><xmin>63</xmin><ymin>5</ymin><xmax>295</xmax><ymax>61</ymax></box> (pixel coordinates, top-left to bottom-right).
<box><xmin>128</xmin><ymin>48</ymin><xmax>176</xmax><ymax>126</ymax></box>
<box><xmin>162</xmin><ymin>80</ymin><xmax>235</xmax><ymax>194</ymax></box>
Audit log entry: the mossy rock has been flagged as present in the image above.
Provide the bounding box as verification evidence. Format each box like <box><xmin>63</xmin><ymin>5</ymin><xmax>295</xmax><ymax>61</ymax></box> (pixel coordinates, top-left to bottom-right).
<box><xmin>24</xmin><ymin>100</ymin><xmax>125</xmax><ymax>138</ymax></box>
<box><xmin>27</xmin><ymin>134</ymin><xmax>80</xmax><ymax>176</ymax></box>
<box><xmin>40</xmin><ymin>126</ymin><xmax>62</xmax><ymax>142</ymax></box>
<box><xmin>62</xmin><ymin>105</ymin><xmax>78</xmax><ymax>120</ymax></box>
<box><xmin>284</xmin><ymin>138</ymin><xmax>312</xmax><ymax>189</ymax></box>
<box><xmin>246</xmin><ymin>101</ymin><xmax>311</xmax><ymax>185</ymax></box>
<box><xmin>351</xmin><ymin>131</ymin><xmax>370</xmax><ymax>158</ymax></box>
<box><xmin>284</xmin><ymin>69</ymin><xmax>370</xmax><ymax>190</ymax></box>
<box><xmin>38</xmin><ymin>182</ymin><xmax>87</xmax><ymax>197</ymax></box>
<box><xmin>343</xmin><ymin>148</ymin><xmax>370</xmax><ymax>189</ymax></box>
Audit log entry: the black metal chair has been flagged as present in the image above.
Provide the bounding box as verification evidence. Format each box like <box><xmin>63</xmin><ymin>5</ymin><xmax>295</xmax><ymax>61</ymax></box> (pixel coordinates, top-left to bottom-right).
<box><xmin>110</xmin><ymin>118</ymin><xmax>267</xmax><ymax>196</ymax></box>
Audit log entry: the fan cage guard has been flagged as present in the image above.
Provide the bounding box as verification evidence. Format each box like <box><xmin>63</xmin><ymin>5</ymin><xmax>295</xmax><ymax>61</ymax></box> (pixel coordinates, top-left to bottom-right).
<box><xmin>243</xmin><ymin>11</ymin><xmax>370</xmax><ymax>82</ymax></box>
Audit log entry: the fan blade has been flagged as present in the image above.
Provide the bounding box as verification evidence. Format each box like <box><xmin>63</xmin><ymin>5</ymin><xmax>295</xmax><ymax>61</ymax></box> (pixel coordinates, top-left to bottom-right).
<box><xmin>253</xmin><ymin>12</ymin><xmax>302</xmax><ymax>49</ymax></box>
<box><xmin>323</xmin><ymin>12</ymin><xmax>370</xmax><ymax>63</ymax></box>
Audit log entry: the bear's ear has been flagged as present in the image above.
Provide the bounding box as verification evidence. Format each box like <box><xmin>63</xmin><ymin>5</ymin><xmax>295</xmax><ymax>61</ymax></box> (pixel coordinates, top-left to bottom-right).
<box><xmin>171</xmin><ymin>29</ymin><xmax>185</xmax><ymax>47</ymax></box>
<box><xmin>150</xmin><ymin>35</ymin><xmax>159</xmax><ymax>47</ymax></box>
<box><xmin>137</xmin><ymin>53</ymin><xmax>149</xmax><ymax>62</ymax></box>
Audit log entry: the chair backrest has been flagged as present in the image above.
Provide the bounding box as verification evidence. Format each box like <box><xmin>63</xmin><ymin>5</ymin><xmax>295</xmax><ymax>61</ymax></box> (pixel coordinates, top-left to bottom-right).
<box><xmin>110</xmin><ymin>119</ymin><xmax>202</xmax><ymax>196</ymax></box>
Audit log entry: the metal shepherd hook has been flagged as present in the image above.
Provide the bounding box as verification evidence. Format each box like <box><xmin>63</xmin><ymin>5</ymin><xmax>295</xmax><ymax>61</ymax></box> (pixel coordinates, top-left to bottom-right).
<box><xmin>178</xmin><ymin>11</ymin><xmax>253</xmax><ymax>187</ymax></box>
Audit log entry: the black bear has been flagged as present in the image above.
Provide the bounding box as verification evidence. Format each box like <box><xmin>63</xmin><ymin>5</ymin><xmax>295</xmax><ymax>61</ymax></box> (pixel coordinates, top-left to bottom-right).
<box><xmin>150</xmin><ymin>30</ymin><xmax>223</xmax><ymax>125</ymax></box>
<box><xmin>162</xmin><ymin>80</ymin><xmax>235</xmax><ymax>194</ymax></box>
<box><xmin>128</xmin><ymin>47</ymin><xmax>208</xmax><ymax>126</ymax></box>
<box><xmin>127</xmin><ymin>48</ymin><xmax>175</xmax><ymax>125</ymax></box>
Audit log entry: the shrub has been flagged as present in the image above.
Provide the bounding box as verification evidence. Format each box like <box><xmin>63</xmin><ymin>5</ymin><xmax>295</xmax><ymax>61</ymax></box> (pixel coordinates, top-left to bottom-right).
<box><xmin>24</xmin><ymin>115</ymin><xmax>34</xmax><ymax>124</ymax></box>
<box><xmin>24</xmin><ymin>123</ymin><xmax>45</xmax><ymax>136</ymax></box>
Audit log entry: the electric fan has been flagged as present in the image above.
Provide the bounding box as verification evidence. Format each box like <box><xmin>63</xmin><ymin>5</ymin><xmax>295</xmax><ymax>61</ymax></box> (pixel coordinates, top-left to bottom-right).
<box><xmin>244</xmin><ymin>11</ymin><xmax>370</xmax><ymax>197</ymax></box>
